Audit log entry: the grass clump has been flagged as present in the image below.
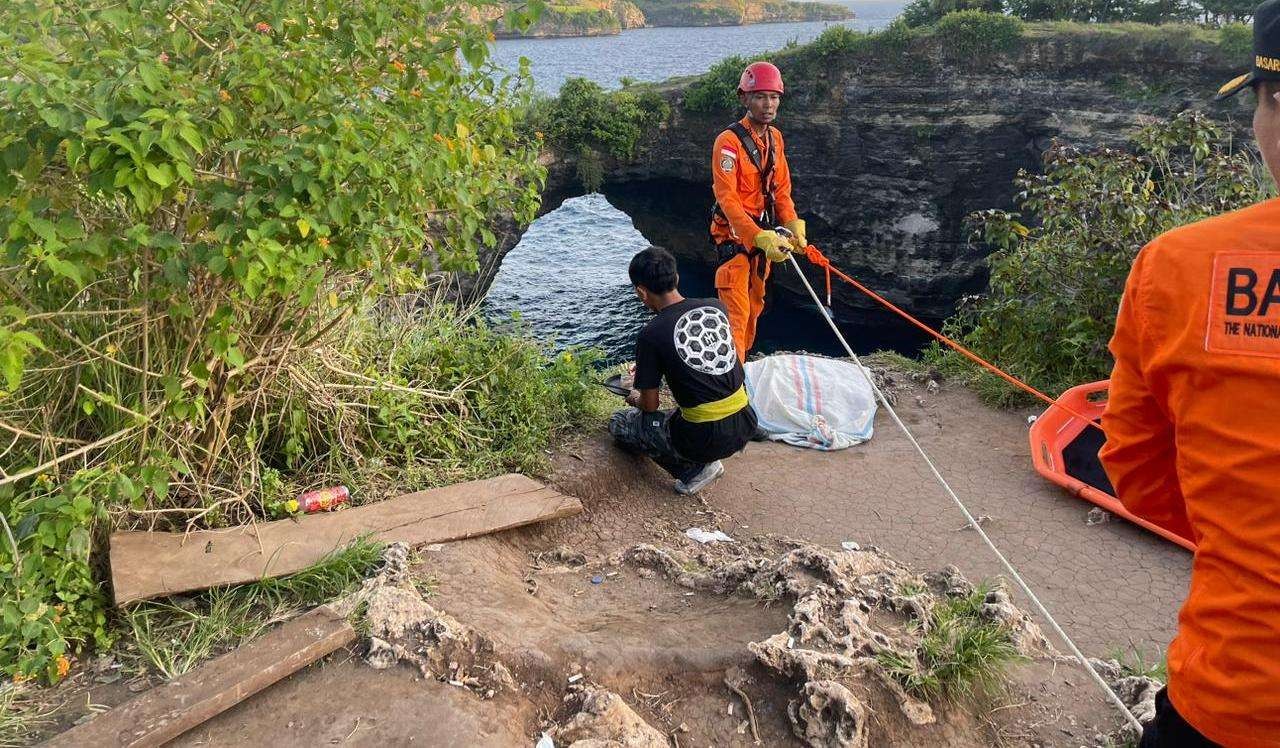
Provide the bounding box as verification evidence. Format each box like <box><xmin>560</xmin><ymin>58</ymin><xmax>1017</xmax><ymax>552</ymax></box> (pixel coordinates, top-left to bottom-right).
<box><xmin>124</xmin><ymin>537</ymin><xmax>383</xmax><ymax>679</ymax></box>
<box><xmin>1108</xmin><ymin>642</ymin><xmax>1168</xmax><ymax>682</ymax></box>
<box><xmin>0</xmin><ymin>682</ymin><xmax>53</xmax><ymax>748</ymax></box>
<box><xmin>878</xmin><ymin>583</ymin><xmax>1024</xmax><ymax>700</ymax></box>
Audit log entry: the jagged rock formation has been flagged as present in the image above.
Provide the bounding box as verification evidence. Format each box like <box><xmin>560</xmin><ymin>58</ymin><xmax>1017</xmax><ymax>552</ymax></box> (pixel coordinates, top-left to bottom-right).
<box><xmin>471</xmin><ymin>27</ymin><xmax>1250</xmax><ymax>322</ymax></box>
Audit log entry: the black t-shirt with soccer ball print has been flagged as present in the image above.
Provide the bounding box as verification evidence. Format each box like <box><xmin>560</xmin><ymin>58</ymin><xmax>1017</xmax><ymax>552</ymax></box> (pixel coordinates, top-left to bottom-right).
<box><xmin>633</xmin><ymin>298</ymin><xmax>757</xmax><ymax>463</ymax></box>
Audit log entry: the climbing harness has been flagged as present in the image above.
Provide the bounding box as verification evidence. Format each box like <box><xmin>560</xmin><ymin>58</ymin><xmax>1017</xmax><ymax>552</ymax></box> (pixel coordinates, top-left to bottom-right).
<box><xmin>710</xmin><ymin>121</ymin><xmax>777</xmax><ymax>258</ymax></box>
<box><xmin>785</xmin><ymin>246</ymin><xmax>1144</xmax><ymax>734</ymax></box>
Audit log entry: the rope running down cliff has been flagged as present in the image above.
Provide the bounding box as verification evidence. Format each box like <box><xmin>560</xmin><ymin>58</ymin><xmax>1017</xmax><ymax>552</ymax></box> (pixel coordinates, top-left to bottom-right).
<box><xmin>785</xmin><ymin>250</ymin><xmax>1144</xmax><ymax>734</ymax></box>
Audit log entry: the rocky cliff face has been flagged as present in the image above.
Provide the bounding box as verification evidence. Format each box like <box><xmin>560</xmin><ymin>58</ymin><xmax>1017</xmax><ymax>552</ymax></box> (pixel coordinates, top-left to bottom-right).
<box><xmin>471</xmin><ymin>26</ymin><xmax>1250</xmax><ymax>322</ymax></box>
<box><xmin>491</xmin><ymin>0</ymin><xmax>646</xmax><ymax>39</ymax></box>
<box><xmin>633</xmin><ymin>0</ymin><xmax>851</xmax><ymax>26</ymax></box>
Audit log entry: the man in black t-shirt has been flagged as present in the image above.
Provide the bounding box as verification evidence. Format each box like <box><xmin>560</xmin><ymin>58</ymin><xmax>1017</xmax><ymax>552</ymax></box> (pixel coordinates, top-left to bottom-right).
<box><xmin>608</xmin><ymin>247</ymin><xmax>758</xmax><ymax>494</ymax></box>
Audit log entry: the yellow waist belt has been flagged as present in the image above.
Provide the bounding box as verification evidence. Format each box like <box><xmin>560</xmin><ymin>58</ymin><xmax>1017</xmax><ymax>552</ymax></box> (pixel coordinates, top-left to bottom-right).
<box><xmin>680</xmin><ymin>386</ymin><xmax>748</xmax><ymax>424</ymax></box>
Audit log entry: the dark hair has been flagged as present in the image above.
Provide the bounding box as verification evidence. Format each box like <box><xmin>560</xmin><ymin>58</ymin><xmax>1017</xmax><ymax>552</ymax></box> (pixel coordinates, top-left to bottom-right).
<box><xmin>628</xmin><ymin>246</ymin><xmax>678</xmax><ymax>294</ymax></box>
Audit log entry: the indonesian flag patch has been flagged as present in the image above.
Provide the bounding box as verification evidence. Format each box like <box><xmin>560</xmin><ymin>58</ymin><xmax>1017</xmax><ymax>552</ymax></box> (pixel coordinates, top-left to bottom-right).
<box><xmin>719</xmin><ymin>146</ymin><xmax>736</xmax><ymax>172</ymax></box>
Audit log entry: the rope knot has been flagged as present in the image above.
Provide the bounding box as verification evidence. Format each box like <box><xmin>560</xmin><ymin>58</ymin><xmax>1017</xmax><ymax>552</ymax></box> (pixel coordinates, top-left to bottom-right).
<box><xmin>803</xmin><ymin>244</ymin><xmax>831</xmax><ymax>269</ymax></box>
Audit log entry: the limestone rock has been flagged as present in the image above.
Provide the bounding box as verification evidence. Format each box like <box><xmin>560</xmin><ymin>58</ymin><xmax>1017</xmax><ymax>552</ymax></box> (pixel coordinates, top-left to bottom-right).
<box><xmin>552</xmin><ymin>688</ymin><xmax>668</xmax><ymax>748</ymax></box>
<box><xmin>788</xmin><ymin>680</ymin><xmax>869</xmax><ymax>748</ymax></box>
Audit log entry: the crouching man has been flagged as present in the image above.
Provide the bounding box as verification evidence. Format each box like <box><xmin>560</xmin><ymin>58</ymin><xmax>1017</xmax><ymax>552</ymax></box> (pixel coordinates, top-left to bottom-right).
<box><xmin>609</xmin><ymin>247</ymin><xmax>758</xmax><ymax>495</ymax></box>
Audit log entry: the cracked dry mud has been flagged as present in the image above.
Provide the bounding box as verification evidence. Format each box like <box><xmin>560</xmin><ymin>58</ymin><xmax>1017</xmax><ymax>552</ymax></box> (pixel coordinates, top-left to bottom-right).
<box><xmin>166</xmin><ymin>369</ymin><xmax>1185</xmax><ymax>746</ymax></box>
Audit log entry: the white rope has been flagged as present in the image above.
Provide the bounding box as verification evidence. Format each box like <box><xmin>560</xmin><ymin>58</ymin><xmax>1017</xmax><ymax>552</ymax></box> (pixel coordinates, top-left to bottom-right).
<box><xmin>785</xmin><ymin>254</ymin><xmax>1143</xmax><ymax>734</ymax></box>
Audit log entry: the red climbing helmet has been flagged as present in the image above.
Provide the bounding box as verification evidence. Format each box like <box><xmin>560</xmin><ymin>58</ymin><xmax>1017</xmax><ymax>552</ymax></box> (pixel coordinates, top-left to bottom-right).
<box><xmin>738</xmin><ymin>61</ymin><xmax>784</xmax><ymax>95</ymax></box>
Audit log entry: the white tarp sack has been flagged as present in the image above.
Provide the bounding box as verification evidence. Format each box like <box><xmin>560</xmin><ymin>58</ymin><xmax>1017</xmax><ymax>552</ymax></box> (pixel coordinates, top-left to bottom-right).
<box><xmin>744</xmin><ymin>354</ymin><xmax>877</xmax><ymax>451</ymax></box>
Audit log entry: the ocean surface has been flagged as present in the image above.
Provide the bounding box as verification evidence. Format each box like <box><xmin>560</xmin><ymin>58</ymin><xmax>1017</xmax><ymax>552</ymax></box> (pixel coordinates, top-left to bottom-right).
<box><xmin>483</xmin><ymin>1</ymin><xmax>921</xmax><ymax>363</ymax></box>
<box><xmin>491</xmin><ymin>0</ymin><xmax>909</xmax><ymax>94</ymax></box>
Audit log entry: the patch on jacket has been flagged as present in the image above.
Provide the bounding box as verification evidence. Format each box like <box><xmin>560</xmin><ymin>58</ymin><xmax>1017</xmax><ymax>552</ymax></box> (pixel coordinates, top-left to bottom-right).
<box><xmin>1206</xmin><ymin>251</ymin><xmax>1280</xmax><ymax>358</ymax></box>
<box><xmin>719</xmin><ymin>147</ymin><xmax>736</xmax><ymax>172</ymax></box>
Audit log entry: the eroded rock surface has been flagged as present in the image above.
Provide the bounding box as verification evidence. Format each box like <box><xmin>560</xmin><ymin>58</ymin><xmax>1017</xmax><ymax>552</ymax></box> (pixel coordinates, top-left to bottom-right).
<box><xmin>551</xmin><ymin>688</ymin><xmax>669</xmax><ymax>748</ymax></box>
<box><xmin>624</xmin><ymin>540</ymin><xmax>1058</xmax><ymax>745</ymax></box>
<box><xmin>335</xmin><ymin>542</ymin><xmax>514</xmax><ymax>698</ymax></box>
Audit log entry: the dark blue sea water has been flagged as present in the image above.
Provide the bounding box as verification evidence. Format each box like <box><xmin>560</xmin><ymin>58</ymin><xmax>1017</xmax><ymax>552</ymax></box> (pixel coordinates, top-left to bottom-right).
<box><xmin>483</xmin><ymin>2</ymin><xmax>925</xmax><ymax>363</ymax></box>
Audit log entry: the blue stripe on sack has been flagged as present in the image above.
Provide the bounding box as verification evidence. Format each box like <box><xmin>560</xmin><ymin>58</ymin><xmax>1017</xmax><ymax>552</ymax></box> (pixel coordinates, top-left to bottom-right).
<box><xmin>797</xmin><ymin>356</ymin><xmax>817</xmax><ymax>415</ymax></box>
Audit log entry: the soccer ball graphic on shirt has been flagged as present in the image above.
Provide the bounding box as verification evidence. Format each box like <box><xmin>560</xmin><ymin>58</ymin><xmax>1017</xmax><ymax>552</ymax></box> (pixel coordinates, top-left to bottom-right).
<box><xmin>673</xmin><ymin>306</ymin><xmax>737</xmax><ymax>375</ymax></box>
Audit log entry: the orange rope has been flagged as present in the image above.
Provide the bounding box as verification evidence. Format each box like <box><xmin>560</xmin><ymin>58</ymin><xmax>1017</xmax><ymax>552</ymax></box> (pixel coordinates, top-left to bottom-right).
<box><xmin>800</xmin><ymin>244</ymin><xmax>1101</xmax><ymax>427</ymax></box>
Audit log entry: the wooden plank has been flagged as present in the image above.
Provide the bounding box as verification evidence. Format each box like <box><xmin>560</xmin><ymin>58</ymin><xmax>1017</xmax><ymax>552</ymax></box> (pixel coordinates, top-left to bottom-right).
<box><xmin>110</xmin><ymin>473</ymin><xmax>582</xmax><ymax>604</ymax></box>
<box><xmin>44</xmin><ymin>605</ymin><xmax>355</xmax><ymax>748</ymax></box>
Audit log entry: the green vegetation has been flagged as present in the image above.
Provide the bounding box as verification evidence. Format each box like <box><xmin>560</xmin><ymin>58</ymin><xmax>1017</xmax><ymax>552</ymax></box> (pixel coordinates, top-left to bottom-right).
<box><xmin>878</xmin><ymin>583</ymin><xmax>1025</xmax><ymax>700</ymax></box>
<box><xmin>125</xmin><ymin>538</ymin><xmax>383</xmax><ymax>679</ymax></box>
<box><xmin>903</xmin><ymin>0</ymin><xmax>1002</xmax><ymax>28</ymax></box>
<box><xmin>0</xmin><ymin>0</ymin><xmax>605</xmax><ymax>685</ymax></box>
<box><xmin>1218</xmin><ymin>21</ymin><xmax>1252</xmax><ymax>58</ymax></box>
<box><xmin>532</xmin><ymin>78</ymin><xmax>671</xmax><ymax>189</ymax></box>
<box><xmin>504</xmin><ymin>0</ymin><xmax>634</xmax><ymax>37</ymax></box>
<box><xmin>632</xmin><ymin>0</ymin><xmax>850</xmax><ymax>26</ymax></box>
<box><xmin>682</xmin><ymin>15</ymin><xmax>1023</xmax><ymax>111</ymax></box>
<box><xmin>934</xmin><ymin>10</ymin><xmax>1026</xmax><ymax>60</ymax></box>
<box><xmin>496</xmin><ymin>0</ymin><xmax>850</xmax><ymax>36</ymax></box>
<box><xmin>932</xmin><ymin>112</ymin><xmax>1265</xmax><ymax>406</ymax></box>
<box><xmin>671</xmin><ymin>17</ymin><xmax>1246</xmax><ymax>116</ymax></box>
<box><xmin>1109</xmin><ymin>642</ymin><xmax>1169</xmax><ymax>682</ymax></box>
<box><xmin>904</xmin><ymin>0</ymin><xmax>1255</xmax><ymax>27</ymax></box>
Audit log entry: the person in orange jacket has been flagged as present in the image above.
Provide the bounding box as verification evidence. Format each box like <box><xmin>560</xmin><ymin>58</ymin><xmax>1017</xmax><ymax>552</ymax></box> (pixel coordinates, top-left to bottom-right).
<box><xmin>709</xmin><ymin>60</ymin><xmax>807</xmax><ymax>362</ymax></box>
<box><xmin>1100</xmin><ymin>3</ymin><xmax>1280</xmax><ymax>746</ymax></box>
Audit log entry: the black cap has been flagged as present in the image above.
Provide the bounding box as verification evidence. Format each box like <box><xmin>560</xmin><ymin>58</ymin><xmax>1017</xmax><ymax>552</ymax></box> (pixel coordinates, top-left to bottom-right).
<box><xmin>1217</xmin><ymin>0</ymin><xmax>1280</xmax><ymax>100</ymax></box>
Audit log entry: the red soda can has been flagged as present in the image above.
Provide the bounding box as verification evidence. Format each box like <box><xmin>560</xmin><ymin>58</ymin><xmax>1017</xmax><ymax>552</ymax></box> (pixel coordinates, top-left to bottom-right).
<box><xmin>297</xmin><ymin>485</ymin><xmax>350</xmax><ymax>513</ymax></box>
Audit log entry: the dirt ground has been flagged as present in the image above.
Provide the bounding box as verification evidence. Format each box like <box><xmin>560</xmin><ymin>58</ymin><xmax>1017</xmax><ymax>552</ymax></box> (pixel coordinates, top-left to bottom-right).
<box><xmin>38</xmin><ymin>369</ymin><xmax>1189</xmax><ymax>746</ymax></box>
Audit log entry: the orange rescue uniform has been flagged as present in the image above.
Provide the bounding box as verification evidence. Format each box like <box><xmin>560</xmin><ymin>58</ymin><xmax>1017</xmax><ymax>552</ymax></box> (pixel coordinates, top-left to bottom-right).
<box><xmin>710</xmin><ymin>115</ymin><xmax>798</xmax><ymax>361</ymax></box>
<box><xmin>1100</xmin><ymin>198</ymin><xmax>1280</xmax><ymax>748</ymax></box>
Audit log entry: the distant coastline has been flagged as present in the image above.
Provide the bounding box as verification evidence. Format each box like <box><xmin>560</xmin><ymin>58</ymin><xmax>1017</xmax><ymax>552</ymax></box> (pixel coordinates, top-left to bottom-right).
<box><xmin>492</xmin><ymin>0</ymin><xmax>853</xmax><ymax>39</ymax></box>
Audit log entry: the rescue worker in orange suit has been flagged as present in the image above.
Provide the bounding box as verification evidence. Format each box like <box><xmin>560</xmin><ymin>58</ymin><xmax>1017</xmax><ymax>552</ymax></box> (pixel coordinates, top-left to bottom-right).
<box><xmin>710</xmin><ymin>61</ymin><xmax>807</xmax><ymax>362</ymax></box>
<box><xmin>1100</xmin><ymin>3</ymin><xmax>1280</xmax><ymax>746</ymax></box>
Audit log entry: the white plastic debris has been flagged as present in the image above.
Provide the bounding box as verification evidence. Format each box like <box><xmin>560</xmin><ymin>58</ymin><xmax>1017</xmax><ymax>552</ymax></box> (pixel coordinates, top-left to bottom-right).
<box><xmin>685</xmin><ymin>527</ymin><xmax>734</xmax><ymax>544</ymax></box>
<box><xmin>840</xmin><ymin>541</ymin><xmax>861</xmax><ymax>551</ymax></box>
<box><xmin>567</xmin><ymin>673</ymin><xmax>583</xmax><ymax>684</ymax></box>
<box><xmin>536</xmin><ymin>733</ymin><xmax>555</xmax><ymax>748</ymax></box>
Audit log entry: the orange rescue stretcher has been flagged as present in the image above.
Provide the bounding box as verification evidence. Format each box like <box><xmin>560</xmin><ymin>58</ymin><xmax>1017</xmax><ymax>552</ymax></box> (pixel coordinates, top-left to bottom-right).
<box><xmin>1028</xmin><ymin>380</ymin><xmax>1196</xmax><ymax>552</ymax></box>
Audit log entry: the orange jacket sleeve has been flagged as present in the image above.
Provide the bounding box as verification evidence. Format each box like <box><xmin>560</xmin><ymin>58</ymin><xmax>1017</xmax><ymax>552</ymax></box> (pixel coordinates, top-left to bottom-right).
<box><xmin>712</xmin><ymin>131</ymin><xmax>763</xmax><ymax>246</ymax></box>
<box><xmin>1099</xmin><ymin>244</ymin><xmax>1195</xmax><ymax>542</ymax></box>
<box><xmin>772</xmin><ymin>130</ymin><xmax>798</xmax><ymax>224</ymax></box>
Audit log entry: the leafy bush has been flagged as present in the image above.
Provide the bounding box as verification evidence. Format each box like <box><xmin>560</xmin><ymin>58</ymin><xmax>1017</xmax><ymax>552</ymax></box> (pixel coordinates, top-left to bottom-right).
<box><xmin>0</xmin><ymin>0</ymin><xmax>549</xmax><ymax>681</ymax></box>
<box><xmin>1218</xmin><ymin>22</ymin><xmax>1252</xmax><ymax>60</ymax></box>
<box><xmin>901</xmin><ymin>0</ymin><xmax>1004</xmax><ymax>28</ymax></box>
<box><xmin>535</xmin><ymin>78</ymin><xmax>670</xmax><ymax>188</ymax></box>
<box><xmin>682</xmin><ymin>55</ymin><xmax>759</xmax><ymax>113</ymax></box>
<box><xmin>934</xmin><ymin>10</ymin><xmax>1025</xmax><ymax>62</ymax></box>
<box><xmin>933</xmin><ymin>112</ymin><xmax>1265</xmax><ymax>406</ymax></box>
<box><xmin>0</xmin><ymin>471</ymin><xmax>111</xmax><ymax>684</ymax></box>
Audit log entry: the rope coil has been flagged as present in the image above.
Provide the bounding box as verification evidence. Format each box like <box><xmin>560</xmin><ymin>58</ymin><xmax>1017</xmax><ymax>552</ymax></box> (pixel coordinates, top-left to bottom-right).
<box><xmin>785</xmin><ymin>250</ymin><xmax>1143</xmax><ymax>734</ymax></box>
